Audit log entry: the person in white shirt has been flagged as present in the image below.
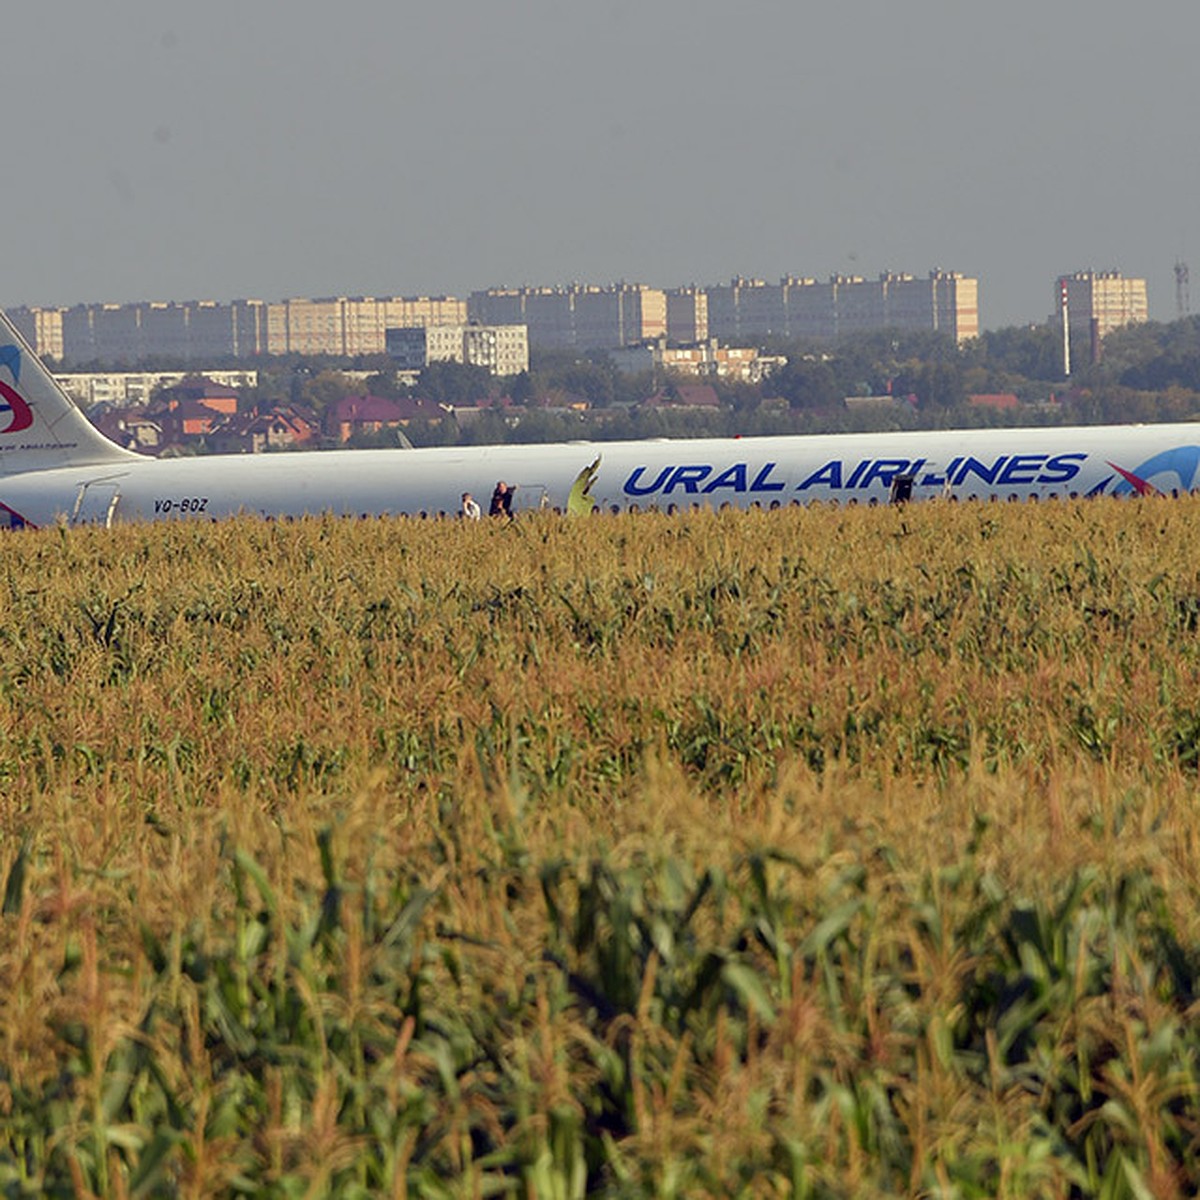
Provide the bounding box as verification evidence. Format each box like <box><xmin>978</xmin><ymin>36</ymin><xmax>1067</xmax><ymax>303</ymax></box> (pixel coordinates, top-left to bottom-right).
<box><xmin>461</xmin><ymin>491</ymin><xmax>481</xmax><ymax>520</ymax></box>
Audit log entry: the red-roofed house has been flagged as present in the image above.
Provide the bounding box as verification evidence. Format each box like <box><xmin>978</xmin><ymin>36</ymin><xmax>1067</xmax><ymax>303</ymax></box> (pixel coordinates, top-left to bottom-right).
<box><xmin>147</xmin><ymin>378</ymin><xmax>243</xmax><ymax>444</ymax></box>
<box><xmin>327</xmin><ymin>395</ymin><xmax>404</xmax><ymax>442</ymax></box>
<box><xmin>643</xmin><ymin>382</ymin><xmax>721</xmax><ymax>409</ymax></box>
<box><xmin>152</xmin><ymin>398</ymin><xmax>231</xmax><ymax>441</ymax></box>
<box><xmin>153</xmin><ymin>380</ymin><xmax>240</xmax><ymax>416</ymax></box>
<box><xmin>327</xmin><ymin>394</ymin><xmax>446</xmax><ymax>442</ymax></box>
<box><xmin>210</xmin><ymin>407</ymin><xmax>321</xmax><ymax>454</ymax></box>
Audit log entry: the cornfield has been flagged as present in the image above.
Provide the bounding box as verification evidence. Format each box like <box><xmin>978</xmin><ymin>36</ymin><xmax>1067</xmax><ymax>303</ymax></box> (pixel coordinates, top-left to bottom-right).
<box><xmin>3</xmin><ymin>497</ymin><xmax>1200</xmax><ymax>1197</ymax></box>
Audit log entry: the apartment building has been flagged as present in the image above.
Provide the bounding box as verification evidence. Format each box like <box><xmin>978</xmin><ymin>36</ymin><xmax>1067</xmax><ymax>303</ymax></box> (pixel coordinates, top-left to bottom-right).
<box><xmin>932</xmin><ymin>271</ymin><xmax>979</xmax><ymax>342</ymax></box>
<box><xmin>9</xmin><ymin>270</ymin><xmax>981</xmax><ymax>364</ymax></box>
<box><xmin>262</xmin><ymin>295</ymin><xmax>470</xmax><ymax>356</ymax></box>
<box><xmin>468</xmin><ymin>284</ymin><xmax>667</xmax><ymax>351</ymax></box>
<box><xmin>56</xmin><ymin>369</ymin><xmax>259</xmax><ymax>408</ymax></box>
<box><xmin>783</xmin><ymin>278</ymin><xmax>837</xmax><ymax>341</ymax></box>
<box><xmin>704</xmin><ymin>270</ymin><xmax>979</xmax><ymax>344</ymax></box>
<box><xmin>705</xmin><ymin>278</ymin><xmax>780</xmax><ymax>341</ymax></box>
<box><xmin>1057</xmin><ymin>270</ymin><xmax>1148</xmax><ymax>362</ymax></box>
<box><xmin>17</xmin><ymin>301</ymin><xmax>271</xmax><ymax>364</ymax></box>
<box><xmin>462</xmin><ymin>325</ymin><xmax>529</xmax><ymax>376</ymax></box>
<box><xmin>609</xmin><ymin>338</ymin><xmax>783</xmax><ymax>384</ymax></box>
<box><xmin>665</xmin><ymin>287</ymin><xmax>709</xmax><ymax>343</ymax></box>
<box><xmin>10</xmin><ymin>296</ymin><xmax>468</xmax><ymax>363</ymax></box>
<box><xmin>7</xmin><ymin>306</ymin><xmax>66</xmax><ymax>360</ymax></box>
<box><xmin>833</xmin><ymin>275</ymin><xmax>886</xmax><ymax>337</ymax></box>
<box><xmin>385</xmin><ymin>324</ymin><xmax>529</xmax><ymax>376</ymax></box>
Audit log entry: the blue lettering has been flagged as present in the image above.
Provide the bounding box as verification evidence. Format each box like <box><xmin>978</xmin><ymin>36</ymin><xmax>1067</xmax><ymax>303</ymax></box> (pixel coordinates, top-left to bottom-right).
<box><xmin>953</xmin><ymin>456</ymin><xmax>1008</xmax><ymax>486</ymax></box>
<box><xmin>703</xmin><ymin>463</ymin><xmax>748</xmax><ymax>493</ymax></box>
<box><xmin>664</xmin><ymin>465</ymin><xmax>713</xmax><ymax>494</ymax></box>
<box><xmin>624</xmin><ymin>465</ymin><xmax>672</xmax><ymax>496</ymax></box>
<box><xmin>750</xmin><ymin>462</ymin><xmax>786</xmax><ymax>492</ymax></box>
<box><xmin>921</xmin><ymin>457</ymin><xmax>961</xmax><ymax>488</ymax></box>
<box><xmin>997</xmin><ymin>454</ymin><xmax>1047</xmax><ymax>485</ymax></box>
<box><xmin>857</xmin><ymin>458</ymin><xmax>912</xmax><ymax>489</ymax></box>
<box><xmin>1039</xmin><ymin>452</ymin><xmax>1086</xmax><ymax>483</ymax></box>
<box><xmin>797</xmin><ymin>460</ymin><xmax>842</xmax><ymax>491</ymax></box>
<box><xmin>845</xmin><ymin>460</ymin><xmax>870</xmax><ymax>488</ymax></box>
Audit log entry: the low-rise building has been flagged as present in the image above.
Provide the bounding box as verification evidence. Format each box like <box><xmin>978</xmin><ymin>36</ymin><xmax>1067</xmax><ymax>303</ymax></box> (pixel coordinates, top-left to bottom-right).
<box><xmin>146</xmin><ymin>380</ymin><xmax>240</xmax><ymax>443</ymax></box>
<box><xmin>209</xmin><ymin>407</ymin><xmax>321</xmax><ymax>454</ymax></box>
<box><xmin>643</xmin><ymin>383</ymin><xmax>721</xmax><ymax>409</ymax></box>
<box><xmin>56</xmin><ymin>369</ymin><xmax>258</xmax><ymax>408</ymax></box>
<box><xmin>385</xmin><ymin>324</ymin><xmax>529</xmax><ymax>376</ymax></box>
<box><xmin>326</xmin><ymin>394</ymin><xmax>445</xmax><ymax>442</ymax></box>
<box><xmin>90</xmin><ymin>409</ymin><xmax>163</xmax><ymax>453</ymax></box>
<box><xmin>610</xmin><ymin>338</ymin><xmax>784</xmax><ymax>384</ymax></box>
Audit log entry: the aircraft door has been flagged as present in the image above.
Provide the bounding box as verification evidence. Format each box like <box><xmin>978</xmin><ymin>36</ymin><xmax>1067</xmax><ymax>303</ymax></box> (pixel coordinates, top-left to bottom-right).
<box><xmin>72</xmin><ymin>482</ymin><xmax>122</xmax><ymax>527</ymax></box>
<box><xmin>510</xmin><ymin>483</ymin><xmax>548</xmax><ymax>512</ymax></box>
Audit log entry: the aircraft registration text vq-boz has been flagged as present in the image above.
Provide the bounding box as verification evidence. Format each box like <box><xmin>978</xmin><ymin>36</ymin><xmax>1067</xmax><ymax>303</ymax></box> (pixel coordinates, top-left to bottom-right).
<box><xmin>0</xmin><ymin>307</ymin><xmax>1197</xmax><ymax>529</ymax></box>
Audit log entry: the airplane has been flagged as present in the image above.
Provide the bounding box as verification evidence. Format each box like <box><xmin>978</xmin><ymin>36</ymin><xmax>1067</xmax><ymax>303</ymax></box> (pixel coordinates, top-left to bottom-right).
<box><xmin>1</xmin><ymin>304</ymin><xmax>1199</xmax><ymax>529</ymax></box>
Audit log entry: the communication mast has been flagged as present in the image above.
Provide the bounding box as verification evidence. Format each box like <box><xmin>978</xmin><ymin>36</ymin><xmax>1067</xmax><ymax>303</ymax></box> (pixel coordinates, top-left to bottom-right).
<box><xmin>1176</xmin><ymin>261</ymin><xmax>1191</xmax><ymax>318</ymax></box>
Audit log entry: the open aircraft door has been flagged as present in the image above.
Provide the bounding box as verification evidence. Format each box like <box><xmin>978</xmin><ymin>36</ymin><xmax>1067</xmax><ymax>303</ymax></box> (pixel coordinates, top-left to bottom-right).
<box><xmin>511</xmin><ymin>483</ymin><xmax>549</xmax><ymax>512</ymax></box>
<box><xmin>71</xmin><ymin>481</ymin><xmax>122</xmax><ymax>527</ymax></box>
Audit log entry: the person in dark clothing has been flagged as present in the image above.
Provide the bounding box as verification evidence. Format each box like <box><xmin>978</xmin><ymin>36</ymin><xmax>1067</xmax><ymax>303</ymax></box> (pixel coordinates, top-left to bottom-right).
<box><xmin>489</xmin><ymin>480</ymin><xmax>515</xmax><ymax>518</ymax></box>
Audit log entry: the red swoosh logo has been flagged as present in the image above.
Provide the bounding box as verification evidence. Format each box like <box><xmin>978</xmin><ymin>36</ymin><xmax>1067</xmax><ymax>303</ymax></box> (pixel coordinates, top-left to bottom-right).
<box><xmin>0</xmin><ymin>380</ymin><xmax>33</xmax><ymax>434</ymax></box>
<box><xmin>1106</xmin><ymin>461</ymin><xmax>1158</xmax><ymax>496</ymax></box>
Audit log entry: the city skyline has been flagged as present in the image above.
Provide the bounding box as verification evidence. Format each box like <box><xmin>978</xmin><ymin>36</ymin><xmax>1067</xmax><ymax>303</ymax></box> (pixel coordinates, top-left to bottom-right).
<box><xmin>1</xmin><ymin>2</ymin><xmax>1196</xmax><ymax>329</ymax></box>
<box><xmin>8</xmin><ymin>272</ymin><xmax>984</xmax><ymax>363</ymax></box>
<box><xmin>16</xmin><ymin>270</ymin><xmax>1160</xmax><ymax>366</ymax></box>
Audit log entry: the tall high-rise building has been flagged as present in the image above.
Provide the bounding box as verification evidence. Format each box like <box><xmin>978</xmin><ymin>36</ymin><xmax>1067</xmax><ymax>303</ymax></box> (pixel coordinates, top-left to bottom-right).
<box><xmin>701</xmin><ymin>271</ymin><xmax>979</xmax><ymax>344</ymax></box>
<box><xmin>831</xmin><ymin>276</ymin><xmax>883</xmax><ymax>337</ymax></box>
<box><xmin>1057</xmin><ymin>270</ymin><xmax>1148</xmax><ymax>362</ymax></box>
<box><xmin>705</xmin><ymin>278</ymin><xmax>786</xmax><ymax>341</ymax></box>
<box><xmin>665</xmin><ymin>287</ymin><xmax>708</xmax><ymax>343</ymax></box>
<box><xmin>884</xmin><ymin>271</ymin><xmax>979</xmax><ymax>343</ymax></box>
<box><xmin>7</xmin><ymin>307</ymin><xmax>65</xmax><ymax>360</ymax></box>
<box><xmin>9</xmin><ymin>267</ymin><xmax>981</xmax><ymax>364</ymax></box>
<box><xmin>468</xmin><ymin>284</ymin><xmax>666</xmax><ymax>350</ymax></box>
<box><xmin>931</xmin><ymin>271</ymin><xmax>979</xmax><ymax>343</ymax></box>
<box><xmin>781</xmin><ymin>278</ymin><xmax>834</xmax><ymax>341</ymax></box>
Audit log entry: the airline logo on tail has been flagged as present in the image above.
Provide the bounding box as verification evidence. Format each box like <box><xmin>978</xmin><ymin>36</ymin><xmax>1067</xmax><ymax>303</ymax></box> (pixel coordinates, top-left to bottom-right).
<box><xmin>1102</xmin><ymin>446</ymin><xmax>1200</xmax><ymax>497</ymax></box>
<box><xmin>0</xmin><ymin>346</ymin><xmax>33</xmax><ymax>435</ymax></box>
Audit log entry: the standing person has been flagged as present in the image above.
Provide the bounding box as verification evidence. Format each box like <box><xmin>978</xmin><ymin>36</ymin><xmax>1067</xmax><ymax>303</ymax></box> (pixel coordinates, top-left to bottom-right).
<box><xmin>461</xmin><ymin>491</ymin><xmax>481</xmax><ymax>520</ymax></box>
<box><xmin>489</xmin><ymin>481</ymin><xmax>515</xmax><ymax>518</ymax></box>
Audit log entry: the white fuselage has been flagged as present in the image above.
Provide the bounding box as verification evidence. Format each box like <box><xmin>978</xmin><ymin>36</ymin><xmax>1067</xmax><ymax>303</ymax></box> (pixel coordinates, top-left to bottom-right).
<box><xmin>1</xmin><ymin>424</ymin><xmax>1198</xmax><ymax>528</ymax></box>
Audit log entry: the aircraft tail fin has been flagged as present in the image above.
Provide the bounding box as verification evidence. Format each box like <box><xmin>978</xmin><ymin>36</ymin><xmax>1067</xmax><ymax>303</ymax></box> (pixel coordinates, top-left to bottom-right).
<box><xmin>0</xmin><ymin>308</ymin><xmax>139</xmax><ymax>475</ymax></box>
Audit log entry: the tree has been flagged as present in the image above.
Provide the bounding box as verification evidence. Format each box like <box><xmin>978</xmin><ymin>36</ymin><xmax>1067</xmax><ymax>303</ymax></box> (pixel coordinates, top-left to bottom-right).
<box><xmin>773</xmin><ymin>357</ymin><xmax>841</xmax><ymax>410</ymax></box>
<box><xmin>417</xmin><ymin>361</ymin><xmax>493</xmax><ymax>406</ymax></box>
<box><xmin>561</xmin><ymin>360</ymin><xmax>616</xmax><ymax>408</ymax></box>
<box><xmin>891</xmin><ymin>360</ymin><xmax>965</xmax><ymax>409</ymax></box>
<box><xmin>507</xmin><ymin>370</ymin><xmax>534</xmax><ymax>405</ymax></box>
<box><xmin>968</xmin><ymin>324</ymin><xmax>1063</xmax><ymax>381</ymax></box>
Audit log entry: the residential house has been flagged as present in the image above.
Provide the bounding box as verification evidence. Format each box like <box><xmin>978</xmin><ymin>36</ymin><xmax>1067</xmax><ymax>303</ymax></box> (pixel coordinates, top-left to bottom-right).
<box><xmin>327</xmin><ymin>394</ymin><xmax>445</xmax><ymax>443</ymax></box>
<box><xmin>209</xmin><ymin>406</ymin><xmax>321</xmax><ymax>454</ymax></box>
<box><xmin>642</xmin><ymin>383</ymin><xmax>721</xmax><ymax>410</ymax></box>
<box><xmin>91</xmin><ymin>407</ymin><xmax>163</xmax><ymax>454</ymax></box>
<box><xmin>148</xmin><ymin>379</ymin><xmax>242</xmax><ymax>445</ymax></box>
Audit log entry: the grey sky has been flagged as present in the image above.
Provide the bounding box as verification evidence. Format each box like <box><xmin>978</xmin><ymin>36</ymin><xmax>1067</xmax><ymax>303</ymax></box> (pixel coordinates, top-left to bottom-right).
<box><xmin>3</xmin><ymin>1</ymin><xmax>1197</xmax><ymax>329</ymax></box>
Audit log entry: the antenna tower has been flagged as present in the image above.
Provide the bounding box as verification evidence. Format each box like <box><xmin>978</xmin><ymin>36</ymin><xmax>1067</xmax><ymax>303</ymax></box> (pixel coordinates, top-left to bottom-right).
<box><xmin>1177</xmin><ymin>261</ymin><xmax>1191</xmax><ymax>318</ymax></box>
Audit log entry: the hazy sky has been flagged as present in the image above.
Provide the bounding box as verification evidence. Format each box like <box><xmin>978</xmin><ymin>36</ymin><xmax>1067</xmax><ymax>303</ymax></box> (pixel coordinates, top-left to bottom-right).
<box><xmin>3</xmin><ymin>1</ymin><xmax>1197</xmax><ymax>328</ymax></box>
